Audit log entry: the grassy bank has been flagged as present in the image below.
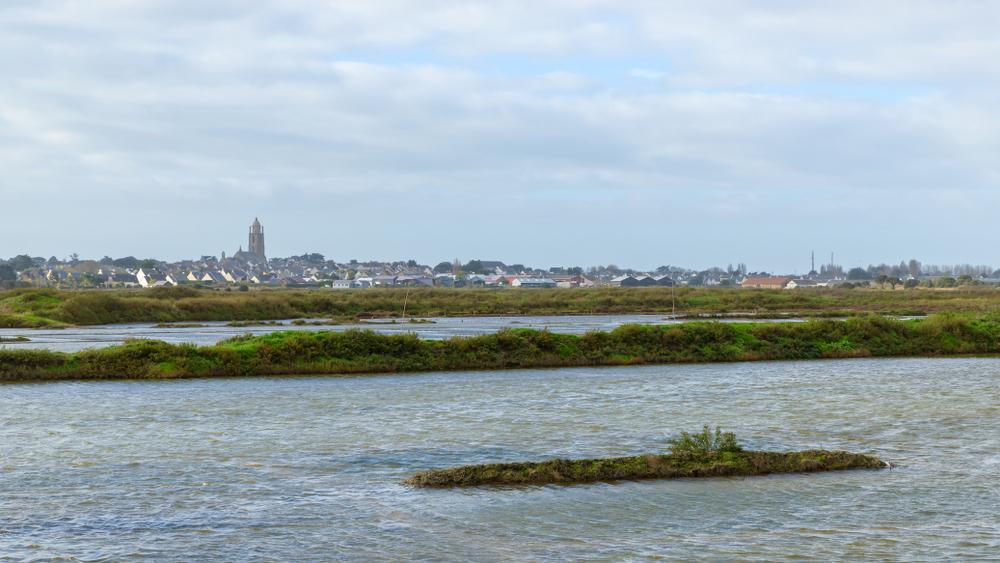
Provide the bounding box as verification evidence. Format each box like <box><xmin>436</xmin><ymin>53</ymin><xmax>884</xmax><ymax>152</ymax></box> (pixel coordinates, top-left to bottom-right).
<box><xmin>2</xmin><ymin>315</ymin><xmax>999</xmax><ymax>382</ymax></box>
<box><xmin>3</xmin><ymin>286</ymin><xmax>1000</xmax><ymax>328</ymax></box>
<box><xmin>405</xmin><ymin>450</ymin><xmax>886</xmax><ymax>487</ymax></box>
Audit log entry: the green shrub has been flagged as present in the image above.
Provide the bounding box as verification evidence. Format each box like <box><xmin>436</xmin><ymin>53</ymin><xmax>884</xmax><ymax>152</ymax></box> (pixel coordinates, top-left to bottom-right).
<box><xmin>668</xmin><ymin>426</ymin><xmax>743</xmax><ymax>460</ymax></box>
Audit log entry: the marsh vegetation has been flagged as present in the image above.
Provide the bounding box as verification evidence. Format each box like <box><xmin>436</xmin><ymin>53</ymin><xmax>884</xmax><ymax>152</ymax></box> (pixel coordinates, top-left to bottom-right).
<box><xmin>4</xmin><ymin>286</ymin><xmax>1000</xmax><ymax>328</ymax></box>
<box><xmin>406</xmin><ymin>428</ymin><xmax>885</xmax><ymax>487</ymax></box>
<box><xmin>2</xmin><ymin>314</ymin><xmax>999</xmax><ymax>382</ymax></box>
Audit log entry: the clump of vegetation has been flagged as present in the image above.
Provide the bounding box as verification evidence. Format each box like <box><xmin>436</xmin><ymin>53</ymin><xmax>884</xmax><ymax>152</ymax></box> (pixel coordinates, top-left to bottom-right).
<box><xmin>0</xmin><ymin>335</ymin><xmax>30</xmax><ymax>343</ymax></box>
<box><xmin>405</xmin><ymin>446</ymin><xmax>886</xmax><ymax>488</ymax></box>
<box><xmin>668</xmin><ymin>426</ymin><xmax>743</xmax><ymax>460</ymax></box>
<box><xmin>2</xmin><ymin>314</ymin><xmax>1000</xmax><ymax>382</ymax></box>
<box><xmin>226</xmin><ymin>320</ymin><xmax>284</xmax><ymax>327</ymax></box>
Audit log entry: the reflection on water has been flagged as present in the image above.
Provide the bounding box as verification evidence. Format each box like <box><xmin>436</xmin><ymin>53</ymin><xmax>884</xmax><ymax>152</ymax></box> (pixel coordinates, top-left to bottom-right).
<box><xmin>1</xmin><ymin>358</ymin><xmax>997</xmax><ymax>560</ymax></box>
<box><xmin>0</xmin><ymin>314</ymin><xmax>806</xmax><ymax>353</ymax></box>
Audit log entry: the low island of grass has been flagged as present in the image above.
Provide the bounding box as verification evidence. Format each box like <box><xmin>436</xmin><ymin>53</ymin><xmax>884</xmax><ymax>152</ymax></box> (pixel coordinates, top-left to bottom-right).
<box><xmin>1</xmin><ymin>314</ymin><xmax>999</xmax><ymax>382</ymax></box>
<box><xmin>0</xmin><ymin>335</ymin><xmax>30</xmax><ymax>343</ymax></box>
<box><xmin>406</xmin><ymin>427</ymin><xmax>887</xmax><ymax>488</ymax></box>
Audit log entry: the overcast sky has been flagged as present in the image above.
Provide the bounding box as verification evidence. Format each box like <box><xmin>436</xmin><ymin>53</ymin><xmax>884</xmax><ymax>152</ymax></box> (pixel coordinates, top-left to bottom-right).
<box><xmin>2</xmin><ymin>1</ymin><xmax>999</xmax><ymax>271</ymax></box>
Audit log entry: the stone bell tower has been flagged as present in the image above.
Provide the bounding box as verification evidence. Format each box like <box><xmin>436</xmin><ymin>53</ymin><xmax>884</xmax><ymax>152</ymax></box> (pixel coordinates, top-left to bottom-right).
<box><xmin>248</xmin><ymin>217</ymin><xmax>266</xmax><ymax>261</ymax></box>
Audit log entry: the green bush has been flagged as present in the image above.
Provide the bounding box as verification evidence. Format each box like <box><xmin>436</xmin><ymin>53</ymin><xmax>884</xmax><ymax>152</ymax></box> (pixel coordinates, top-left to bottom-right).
<box><xmin>668</xmin><ymin>426</ymin><xmax>743</xmax><ymax>460</ymax></box>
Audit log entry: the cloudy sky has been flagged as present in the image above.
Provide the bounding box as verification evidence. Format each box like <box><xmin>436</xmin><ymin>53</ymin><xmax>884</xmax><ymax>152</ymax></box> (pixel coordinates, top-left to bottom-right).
<box><xmin>2</xmin><ymin>1</ymin><xmax>999</xmax><ymax>271</ymax></box>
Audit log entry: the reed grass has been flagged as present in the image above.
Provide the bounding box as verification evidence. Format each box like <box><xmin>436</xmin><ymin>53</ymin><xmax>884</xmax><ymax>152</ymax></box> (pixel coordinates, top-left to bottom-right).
<box><xmin>2</xmin><ymin>314</ymin><xmax>998</xmax><ymax>382</ymax></box>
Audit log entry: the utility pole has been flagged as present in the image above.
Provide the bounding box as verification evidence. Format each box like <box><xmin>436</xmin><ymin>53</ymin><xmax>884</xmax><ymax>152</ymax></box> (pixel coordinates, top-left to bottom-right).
<box><xmin>671</xmin><ymin>273</ymin><xmax>676</xmax><ymax>318</ymax></box>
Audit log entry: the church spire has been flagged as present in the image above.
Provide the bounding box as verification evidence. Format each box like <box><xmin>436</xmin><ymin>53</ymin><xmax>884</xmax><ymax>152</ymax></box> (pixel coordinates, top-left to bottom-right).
<box><xmin>248</xmin><ymin>217</ymin><xmax>266</xmax><ymax>261</ymax></box>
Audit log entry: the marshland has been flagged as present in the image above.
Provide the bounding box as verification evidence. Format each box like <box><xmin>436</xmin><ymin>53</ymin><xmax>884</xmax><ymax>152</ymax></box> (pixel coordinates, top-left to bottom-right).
<box><xmin>4</xmin><ymin>286</ymin><xmax>1000</xmax><ymax>328</ymax></box>
<box><xmin>3</xmin><ymin>313</ymin><xmax>1000</xmax><ymax>382</ymax></box>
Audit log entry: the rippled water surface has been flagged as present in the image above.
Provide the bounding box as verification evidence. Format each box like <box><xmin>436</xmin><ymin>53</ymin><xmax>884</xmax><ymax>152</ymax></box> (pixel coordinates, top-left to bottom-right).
<box><xmin>1</xmin><ymin>358</ymin><xmax>998</xmax><ymax>560</ymax></box>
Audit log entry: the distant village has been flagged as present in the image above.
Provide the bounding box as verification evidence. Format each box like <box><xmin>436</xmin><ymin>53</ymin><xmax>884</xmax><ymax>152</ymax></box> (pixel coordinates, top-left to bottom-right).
<box><xmin>2</xmin><ymin>219</ymin><xmax>999</xmax><ymax>291</ymax></box>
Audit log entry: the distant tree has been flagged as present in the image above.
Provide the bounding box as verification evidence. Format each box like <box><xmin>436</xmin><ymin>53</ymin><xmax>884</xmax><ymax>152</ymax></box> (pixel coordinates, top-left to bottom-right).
<box><xmin>907</xmin><ymin>259</ymin><xmax>922</xmax><ymax>278</ymax></box>
<box><xmin>937</xmin><ymin>277</ymin><xmax>957</xmax><ymax>288</ymax></box>
<box><xmin>76</xmin><ymin>260</ymin><xmax>100</xmax><ymax>275</ymax></box>
<box><xmin>100</xmin><ymin>256</ymin><xmax>114</xmax><ymax>265</ymax></box>
<box><xmin>847</xmin><ymin>267</ymin><xmax>871</xmax><ymax>281</ymax></box>
<box><xmin>956</xmin><ymin>275</ymin><xmax>975</xmax><ymax>286</ymax></box>
<box><xmin>113</xmin><ymin>256</ymin><xmax>140</xmax><ymax>269</ymax></box>
<box><xmin>463</xmin><ymin>260</ymin><xmax>485</xmax><ymax>274</ymax></box>
<box><xmin>82</xmin><ymin>272</ymin><xmax>103</xmax><ymax>287</ymax></box>
<box><xmin>290</xmin><ymin>253</ymin><xmax>325</xmax><ymax>264</ymax></box>
<box><xmin>140</xmin><ymin>259</ymin><xmax>159</xmax><ymax>269</ymax></box>
<box><xmin>433</xmin><ymin>261</ymin><xmax>453</xmax><ymax>274</ymax></box>
<box><xmin>567</xmin><ymin>266</ymin><xmax>583</xmax><ymax>276</ymax></box>
<box><xmin>8</xmin><ymin>255</ymin><xmax>34</xmax><ymax>272</ymax></box>
<box><xmin>688</xmin><ymin>273</ymin><xmax>705</xmax><ymax>286</ymax></box>
<box><xmin>406</xmin><ymin>259</ymin><xmax>418</xmax><ymax>268</ymax></box>
<box><xmin>903</xmin><ymin>278</ymin><xmax>919</xmax><ymax>289</ymax></box>
<box><xmin>820</xmin><ymin>264</ymin><xmax>844</xmax><ymax>278</ymax></box>
<box><xmin>888</xmin><ymin>277</ymin><xmax>901</xmax><ymax>290</ymax></box>
<box><xmin>68</xmin><ymin>253</ymin><xmax>80</xmax><ymax>265</ymax></box>
<box><xmin>0</xmin><ymin>264</ymin><xmax>16</xmax><ymax>287</ymax></box>
<box><xmin>47</xmin><ymin>256</ymin><xmax>59</xmax><ymax>266</ymax></box>
<box><xmin>875</xmin><ymin>274</ymin><xmax>888</xmax><ymax>288</ymax></box>
<box><xmin>509</xmin><ymin>264</ymin><xmax>527</xmax><ymax>273</ymax></box>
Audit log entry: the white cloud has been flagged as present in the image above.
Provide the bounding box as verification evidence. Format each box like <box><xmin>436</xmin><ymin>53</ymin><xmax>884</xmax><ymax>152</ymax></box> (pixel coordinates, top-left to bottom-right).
<box><xmin>1</xmin><ymin>1</ymin><xmax>998</xmax><ymax>267</ymax></box>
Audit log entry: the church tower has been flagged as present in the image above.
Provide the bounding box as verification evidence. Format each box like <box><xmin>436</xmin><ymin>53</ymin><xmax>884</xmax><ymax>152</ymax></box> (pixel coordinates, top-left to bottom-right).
<box><xmin>248</xmin><ymin>217</ymin><xmax>266</xmax><ymax>261</ymax></box>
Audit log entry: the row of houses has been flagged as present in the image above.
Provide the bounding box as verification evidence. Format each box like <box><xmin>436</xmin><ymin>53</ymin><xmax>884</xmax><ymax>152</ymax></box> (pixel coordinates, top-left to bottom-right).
<box><xmin>330</xmin><ymin>274</ymin><xmax>594</xmax><ymax>289</ymax></box>
<box><xmin>739</xmin><ymin>276</ymin><xmax>839</xmax><ymax>289</ymax></box>
<box><xmin>609</xmin><ymin>274</ymin><xmax>675</xmax><ymax>287</ymax></box>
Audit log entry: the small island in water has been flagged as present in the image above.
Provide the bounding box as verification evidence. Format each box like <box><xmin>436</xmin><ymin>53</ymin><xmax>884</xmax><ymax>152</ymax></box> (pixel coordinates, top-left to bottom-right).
<box><xmin>406</xmin><ymin>427</ymin><xmax>887</xmax><ymax>488</ymax></box>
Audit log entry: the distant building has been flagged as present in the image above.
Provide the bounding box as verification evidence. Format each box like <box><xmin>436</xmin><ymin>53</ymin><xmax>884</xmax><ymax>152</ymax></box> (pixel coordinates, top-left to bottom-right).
<box><xmin>740</xmin><ymin>276</ymin><xmax>793</xmax><ymax>289</ymax></box>
<box><xmin>330</xmin><ymin>279</ymin><xmax>362</xmax><ymax>289</ymax></box>
<box><xmin>786</xmin><ymin>279</ymin><xmax>819</xmax><ymax>289</ymax></box>
<box><xmin>136</xmin><ymin>268</ymin><xmax>170</xmax><ymax>288</ymax></box>
<box><xmin>249</xmin><ymin>217</ymin><xmax>266</xmax><ymax>261</ymax></box>
<box><xmin>610</xmin><ymin>275</ymin><xmax>642</xmax><ymax>287</ymax></box>
<box><xmin>512</xmin><ymin>278</ymin><xmax>557</xmax><ymax>288</ymax></box>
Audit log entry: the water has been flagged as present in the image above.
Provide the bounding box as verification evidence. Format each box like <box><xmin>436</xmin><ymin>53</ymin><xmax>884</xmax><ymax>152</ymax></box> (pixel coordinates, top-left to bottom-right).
<box><xmin>1</xmin><ymin>358</ymin><xmax>997</xmax><ymax>560</ymax></box>
<box><xmin>0</xmin><ymin>314</ymin><xmax>806</xmax><ymax>353</ymax></box>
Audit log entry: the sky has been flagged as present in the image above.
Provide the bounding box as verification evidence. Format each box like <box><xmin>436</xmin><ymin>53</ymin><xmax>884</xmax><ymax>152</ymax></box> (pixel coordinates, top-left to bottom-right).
<box><xmin>2</xmin><ymin>1</ymin><xmax>999</xmax><ymax>272</ymax></box>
